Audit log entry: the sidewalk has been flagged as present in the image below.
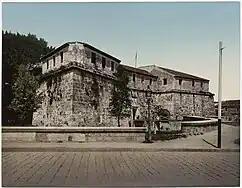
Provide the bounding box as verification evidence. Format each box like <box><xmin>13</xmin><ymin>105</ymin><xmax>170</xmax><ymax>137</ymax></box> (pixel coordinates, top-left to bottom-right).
<box><xmin>202</xmin><ymin>123</ymin><xmax>240</xmax><ymax>149</ymax></box>
<box><xmin>2</xmin><ymin>124</ymin><xmax>240</xmax><ymax>152</ymax></box>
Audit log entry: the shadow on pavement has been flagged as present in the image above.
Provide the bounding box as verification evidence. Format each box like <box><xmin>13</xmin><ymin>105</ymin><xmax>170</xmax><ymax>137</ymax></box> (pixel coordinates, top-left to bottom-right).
<box><xmin>203</xmin><ymin>139</ymin><xmax>218</xmax><ymax>148</ymax></box>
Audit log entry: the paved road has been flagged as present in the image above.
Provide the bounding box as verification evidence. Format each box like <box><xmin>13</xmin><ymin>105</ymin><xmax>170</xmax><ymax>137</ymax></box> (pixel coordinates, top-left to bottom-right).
<box><xmin>2</xmin><ymin>152</ymin><xmax>240</xmax><ymax>187</ymax></box>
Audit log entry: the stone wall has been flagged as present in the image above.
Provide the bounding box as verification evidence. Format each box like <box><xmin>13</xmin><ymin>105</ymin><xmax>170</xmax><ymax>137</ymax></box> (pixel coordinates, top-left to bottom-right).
<box><xmin>42</xmin><ymin>45</ymin><xmax>69</xmax><ymax>74</ymax></box>
<box><xmin>36</xmin><ymin>43</ymin><xmax>216</xmax><ymax>128</ymax></box>
<box><xmin>82</xmin><ymin>45</ymin><xmax>119</xmax><ymax>76</ymax></box>
<box><xmin>127</xmin><ymin>73</ymin><xmax>156</xmax><ymax>91</ymax></box>
<box><xmin>174</xmin><ymin>78</ymin><xmax>209</xmax><ymax>92</ymax></box>
<box><xmin>71</xmin><ymin>69</ymin><xmax>119</xmax><ymax>127</ymax></box>
<box><xmin>154</xmin><ymin>93</ymin><xmax>174</xmax><ymax>116</ymax></box>
<box><xmin>42</xmin><ymin>43</ymin><xmax>120</xmax><ymax>77</ymax></box>
<box><xmin>173</xmin><ymin>93</ymin><xmax>215</xmax><ymax>118</ymax></box>
<box><xmin>150</xmin><ymin>68</ymin><xmax>175</xmax><ymax>92</ymax></box>
<box><xmin>2</xmin><ymin>127</ymin><xmax>146</xmax><ymax>143</ymax></box>
<box><xmin>181</xmin><ymin>125</ymin><xmax>217</xmax><ymax>135</ymax></box>
<box><xmin>33</xmin><ymin>70</ymin><xmax>74</xmax><ymax>127</ymax></box>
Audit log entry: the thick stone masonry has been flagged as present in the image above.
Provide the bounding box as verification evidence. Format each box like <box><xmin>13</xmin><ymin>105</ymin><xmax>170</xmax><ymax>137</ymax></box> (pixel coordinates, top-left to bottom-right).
<box><xmin>174</xmin><ymin>78</ymin><xmax>209</xmax><ymax>92</ymax></box>
<box><xmin>32</xmin><ymin>70</ymin><xmax>74</xmax><ymax>127</ymax></box>
<box><xmin>2</xmin><ymin>127</ymin><xmax>146</xmax><ymax>142</ymax></box>
<box><xmin>71</xmin><ymin>69</ymin><xmax>118</xmax><ymax>127</ymax></box>
<box><xmin>33</xmin><ymin>42</ymin><xmax>215</xmax><ymax>128</ymax></box>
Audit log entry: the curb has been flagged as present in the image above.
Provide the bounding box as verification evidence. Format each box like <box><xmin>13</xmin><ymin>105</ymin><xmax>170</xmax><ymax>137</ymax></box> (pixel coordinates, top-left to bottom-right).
<box><xmin>2</xmin><ymin>147</ymin><xmax>240</xmax><ymax>152</ymax></box>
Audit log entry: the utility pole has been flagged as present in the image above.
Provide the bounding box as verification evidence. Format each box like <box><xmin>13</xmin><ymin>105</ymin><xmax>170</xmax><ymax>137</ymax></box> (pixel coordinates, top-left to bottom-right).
<box><xmin>218</xmin><ymin>41</ymin><xmax>225</xmax><ymax>148</ymax></box>
<box><xmin>145</xmin><ymin>86</ymin><xmax>153</xmax><ymax>143</ymax></box>
<box><xmin>147</xmin><ymin>98</ymin><xmax>152</xmax><ymax>142</ymax></box>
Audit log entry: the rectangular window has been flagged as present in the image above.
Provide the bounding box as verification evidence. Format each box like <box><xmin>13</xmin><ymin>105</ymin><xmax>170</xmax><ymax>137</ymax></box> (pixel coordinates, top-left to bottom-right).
<box><xmin>163</xmin><ymin>78</ymin><xmax>167</xmax><ymax>85</ymax></box>
<box><xmin>91</xmin><ymin>52</ymin><xmax>96</xmax><ymax>63</ymax></box>
<box><xmin>47</xmin><ymin>61</ymin><xmax>49</xmax><ymax>69</ymax></box>
<box><xmin>201</xmin><ymin>82</ymin><xmax>203</xmax><ymax>87</ymax></box>
<box><xmin>111</xmin><ymin>61</ymin><xmax>114</xmax><ymax>71</ymax></box>
<box><xmin>102</xmin><ymin>57</ymin><xmax>106</xmax><ymax>69</ymax></box>
<box><xmin>133</xmin><ymin>74</ymin><xmax>136</xmax><ymax>82</ymax></box>
<box><xmin>179</xmin><ymin>79</ymin><xmax>182</xmax><ymax>85</ymax></box>
<box><xmin>192</xmin><ymin>80</ymin><xmax>195</xmax><ymax>86</ymax></box>
<box><xmin>150</xmin><ymin>78</ymin><xmax>152</xmax><ymax>85</ymax></box>
<box><xmin>141</xmin><ymin>76</ymin><xmax>144</xmax><ymax>83</ymax></box>
<box><xmin>53</xmin><ymin>56</ymin><xmax>56</xmax><ymax>67</ymax></box>
<box><xmin>60</xmin><ymin>52</ymin><xmax>63</xmax><ymax>63</ymax></box>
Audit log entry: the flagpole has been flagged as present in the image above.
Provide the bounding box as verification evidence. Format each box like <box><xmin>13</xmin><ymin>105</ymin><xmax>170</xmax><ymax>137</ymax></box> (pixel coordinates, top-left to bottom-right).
<box><xmin>135</xmin><ymin>51</ymin><xmax>137</xmax><ymax>68</ymax></box>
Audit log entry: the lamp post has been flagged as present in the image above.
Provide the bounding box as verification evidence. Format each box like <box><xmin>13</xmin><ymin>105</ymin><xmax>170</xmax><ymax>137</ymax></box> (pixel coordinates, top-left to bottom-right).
<box><xmin>218</xmin><ymin>41</ymin><xmax>225</xmax><ymax>148</ymax></box>
<box><xmin>146</xmin><ymin>86</ymin><xmax>153</xmax><ymax>143</ymax></box>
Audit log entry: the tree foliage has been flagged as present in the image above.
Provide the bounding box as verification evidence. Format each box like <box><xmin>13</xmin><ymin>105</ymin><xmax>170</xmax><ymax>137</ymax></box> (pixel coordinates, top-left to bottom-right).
<box><xmin>2</xmin><ymin>30</ymin><xmax>54</xmax><ymax>125</ymax></box>
<box><xmin>9</xmin><ymin>64</ymin><xmax>44</xmax><ymax>125</ymax></box>
<box><xmin>109</xmin><ymin>67</ymin><xmax>132</xmax><ymax>127</ymax></box>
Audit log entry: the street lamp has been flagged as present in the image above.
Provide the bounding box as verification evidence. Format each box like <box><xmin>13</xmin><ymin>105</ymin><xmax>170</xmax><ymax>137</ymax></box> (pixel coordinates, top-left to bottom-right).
<box><xmin>145</xmin><ymin>86</ymin><xmax>153</xmax><ymax>143</ymax></box>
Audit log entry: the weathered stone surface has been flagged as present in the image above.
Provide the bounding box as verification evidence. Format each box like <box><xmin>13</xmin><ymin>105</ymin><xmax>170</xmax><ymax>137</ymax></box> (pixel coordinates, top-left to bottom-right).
<box><xmin>214</xmin><ymin>100</ymin><xmax>240</xmax><ymax>125</ymax></box>
<box><xmin>182</xmin><ymin>125</ymin><xmax>217</xmax><ymax>135</ymax></box>
<box><xmin>33</xmin><ymin>42</ymin><xmax>215</xmax><ymax>128</ymax></box>
<box><xmin>2</xmin><ymin>127</ymin><xmax>146</xmax><ymax>143</ymax></box>
<box><xmin>85</xmin><ymin>133</ymin><xmax>145</xmax><ymax>142</ymax></box>
<box><xmin>2</xmin><ymin>133</ymin><xmax>36</xmax><ymax>142</ymax></box>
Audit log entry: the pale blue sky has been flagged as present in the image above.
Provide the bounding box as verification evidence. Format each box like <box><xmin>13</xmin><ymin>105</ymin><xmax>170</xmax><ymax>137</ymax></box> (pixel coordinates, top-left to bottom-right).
<box><xmin>2</xmin><ymin>2</ymin><xmax>240</xmax><ymax>100</ymax></box>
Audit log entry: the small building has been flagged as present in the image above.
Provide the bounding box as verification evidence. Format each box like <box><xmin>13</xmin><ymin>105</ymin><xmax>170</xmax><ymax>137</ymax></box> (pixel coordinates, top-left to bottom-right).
<box><xmin>215</xmin><ymin>100</ymin><xmax>240</xmax><ymax>126</ymax></box>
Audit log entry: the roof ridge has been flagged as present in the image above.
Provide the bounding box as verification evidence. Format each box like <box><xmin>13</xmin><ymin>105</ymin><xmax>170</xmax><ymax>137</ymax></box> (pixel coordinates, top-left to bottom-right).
<box><xmin>120</xmin><ymin>64</ymin><xmax>157</xmax><ymax>77</ymax></box>
<box><xmin>156</xmin><ymin>65</ymin><xmax>209</xmax><ymax>81</ymax></box>
<box><xmin>41</xmin><ymin>41</ymin><xmax>121</xmax><ymax>62</ymax></box>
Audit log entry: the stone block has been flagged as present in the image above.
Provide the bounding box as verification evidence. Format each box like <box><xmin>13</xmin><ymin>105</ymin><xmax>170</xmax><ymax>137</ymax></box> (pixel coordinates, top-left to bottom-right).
<box><xmin>69</xmin><ymin>133</ymin><xmax>85</xmax><ymax>142</ymax></box>
<box><xmin>2</xmin><ymin>133</ymin><xmax>36</xmax><ymax>142</ymax></box>
<box><xmin>47</xmin><ymin>133</ymin><xmax>68</xmax><ymax>142</ymax></box>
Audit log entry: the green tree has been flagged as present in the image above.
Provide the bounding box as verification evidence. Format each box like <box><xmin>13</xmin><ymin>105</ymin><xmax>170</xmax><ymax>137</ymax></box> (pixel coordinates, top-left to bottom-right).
<box><xmin>109</xmin><ymin>67</ymin><xmax>132</xmax><ymax>127</ymax></box>
<box><xmin>8</xmin><ymin>64</ymin><xmax>44</xmax><ymax>125</ymax></box>
<box><xmin>2</xmin><ymin>31</ymin><xmax>54</xmax><ymax>125</ymax></box>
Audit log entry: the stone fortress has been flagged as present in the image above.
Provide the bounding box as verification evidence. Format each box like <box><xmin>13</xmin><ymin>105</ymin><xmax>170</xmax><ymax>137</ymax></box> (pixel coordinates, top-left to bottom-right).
<box><xmin>32</xmin><ymin>42</ymin><xmax>215</xmax><ymax>127</ymax></box>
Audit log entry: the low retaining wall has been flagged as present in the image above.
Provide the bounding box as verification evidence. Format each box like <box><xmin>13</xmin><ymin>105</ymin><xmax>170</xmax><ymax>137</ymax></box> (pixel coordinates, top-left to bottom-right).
<box><xmin>181</xmin><ymin>119</ymin><xmax>218</xmax><ymax>135</ymax></box>
<box><xmin>2</xmin><ymin>127</ymin><xmax>147</xmax><ymax>143</ymax></box>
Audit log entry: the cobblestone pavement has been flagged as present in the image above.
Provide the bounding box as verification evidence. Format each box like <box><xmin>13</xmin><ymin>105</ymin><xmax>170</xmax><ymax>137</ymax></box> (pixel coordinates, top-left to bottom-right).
<box><xmin>2</xmin><ymin>152</ymin><xmax>240</xmax><ymax>187</ymax></box>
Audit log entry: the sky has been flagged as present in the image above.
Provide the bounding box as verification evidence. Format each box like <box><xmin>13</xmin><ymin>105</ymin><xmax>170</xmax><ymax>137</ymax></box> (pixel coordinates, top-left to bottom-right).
<box><xmin>2</xmin><ymin>2</ymin><xmax>240</xmax><ymax>101</ymax></box>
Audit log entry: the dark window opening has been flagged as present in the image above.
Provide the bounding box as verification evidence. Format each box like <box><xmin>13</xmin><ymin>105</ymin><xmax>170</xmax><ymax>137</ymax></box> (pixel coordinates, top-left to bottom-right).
<box><xmin>53</xmin><ymin>56</ymin><xmax>56</xmax><ymax>67</ymax></box>
<box><xmin>91</xmin><ymin>52</ymin><xmax>96</xmax><ymax>63</ymax></box>
<box><xmin>150</xmin><ymin>79</ymin><xmax>152</xmax><ymax>85</ymax></box>
<box><xmin>141</xmin><ymin>76</ymin><xmax>144</xmax><ymax>83</ymax></box>
<box><xmin>179</xmin><ymin>79</ymin><xmax>182</xmax><ymax>85</ymax></box>
<box><xmin>100</xmin><ymin>85</ymin><xmax>104</xmax><ymax>95</ymax></box>
<box><xmin>163</xmin><ymin>78</ymin><xmax>167</xmax><ymax>85</ymax></box>
<box><xmin>133</xmin><ymin>74</ymin><xmax>136</xmax><ymax>82</ymax></box>
<box><xmin>47</xmin><ymin>61</ymin><xmax>49</xmax><ymax>69</ymax></box>
<box><xmin>49</xmin><ymin>97</ymin><xmax>53</xmax><ymax>105</ymax></box>
<box><xmin>94</xmin><ymin>104</ymin><xmax>98</xmax><ymax>110</ymax></box>
<box><xmin>192</xmin><ymin>80</ymin><xmax>195</xmax><ymax>86</ymax></box>
<box><xmin>68</xmin><ymin>136</ymin><xmax>72</xmax><ymax>141</ymax></box>
<box><xmin>102</xmin><ymin>57</ymin><xmax>106</xmax><ymax>69</ymax></box>
<box><xmin>132</xmin><ymin>108</ymin><xmax>137</xmax><ymax>120</ymax></box>
<box><xmin>85</xmin><ymin>88</ymin><xmax>89</xmax><ymax>96</ymax></box>
<box><xmin>111</xmin><ymin>61</ymin><xmax>114</xmax><ymax>71</ymax></box>
<box><xmin>60</xmin><ymin>52</ymin><xmax>63</xmax><ymax>63</ymax></box>
<box><xmin>201</xmin><ymin>82</ymin><xmax>203</xmax><ymax>87</ymax></box>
